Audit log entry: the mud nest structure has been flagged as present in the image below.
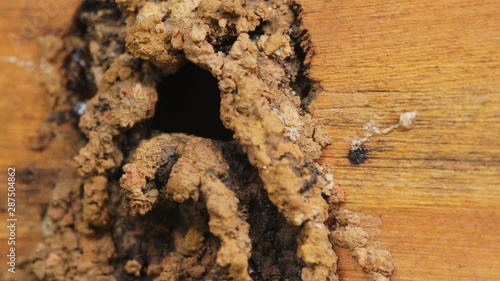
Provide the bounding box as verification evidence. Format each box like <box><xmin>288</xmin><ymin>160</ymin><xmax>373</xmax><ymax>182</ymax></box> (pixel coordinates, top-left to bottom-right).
<box><xmin>28</xmin><ymin>1</ymin><xmax>394</xmax><ymax>281</ymax></box>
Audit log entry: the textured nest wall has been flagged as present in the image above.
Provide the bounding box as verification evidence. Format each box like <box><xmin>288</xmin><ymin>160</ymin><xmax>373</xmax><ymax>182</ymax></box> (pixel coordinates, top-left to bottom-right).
<box><xmin>28</xmin><ymin>1</ymin><xmax>394</xmax><ymax>281</ymax></box>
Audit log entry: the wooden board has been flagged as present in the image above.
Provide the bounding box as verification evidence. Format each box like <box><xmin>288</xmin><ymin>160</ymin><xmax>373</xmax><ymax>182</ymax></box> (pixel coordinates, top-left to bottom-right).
<box><xmin>302</xmin><ymin>0</ymin><xmax>500</xmax><ymax>279</ymax></box>
<box><xmin>0</xmin><ymin>0</ymin><xmax>83</xmax><ymax>274</ymax></box>
<box><xmin>0</xmin><ymin>0</ymin><xmax>498</xmax><ymax>280</ymax></box>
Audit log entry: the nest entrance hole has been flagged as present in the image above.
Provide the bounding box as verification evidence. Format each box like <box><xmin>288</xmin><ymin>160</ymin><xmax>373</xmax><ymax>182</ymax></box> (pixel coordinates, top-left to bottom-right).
<box><xmin>153</xmin><ymin>63</ymin><xmax>233</xmax><ymax>141</ymax></box>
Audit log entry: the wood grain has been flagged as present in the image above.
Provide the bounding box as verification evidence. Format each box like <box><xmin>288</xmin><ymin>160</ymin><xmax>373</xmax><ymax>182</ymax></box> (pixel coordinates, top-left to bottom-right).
<box><xmin>0</xmin><ymin>0</ymin><xmax>82</xmax><ymax>273</ymax></box>
<box><xmin>0</xmin><ymin>0</ymin><xmax>498</xmax><ymax>280</ymax></box>
<box><xmin>302</xmin><ymin>0</ymin><xmax>500</xmax><ymax>280</ymax></box>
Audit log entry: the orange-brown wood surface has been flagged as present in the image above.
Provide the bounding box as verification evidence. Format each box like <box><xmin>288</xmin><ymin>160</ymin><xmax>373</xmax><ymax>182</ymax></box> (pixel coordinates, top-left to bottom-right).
<box><xmin>0</xmin><ymin>0</ymin><xmax>499</xmax><ymax>280</ymax></box>
<box><xmin>0</xmin><ymin>0</ymin><xmax>83</xmax><ymax>277</ymax></box>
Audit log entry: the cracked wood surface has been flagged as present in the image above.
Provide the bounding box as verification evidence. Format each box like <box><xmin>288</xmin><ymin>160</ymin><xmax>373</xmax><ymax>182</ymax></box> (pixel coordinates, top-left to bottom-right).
<box><xmin>0</xmin><ymin>0</ymin><xmax>499</xmax><ymax>280</ymax></box>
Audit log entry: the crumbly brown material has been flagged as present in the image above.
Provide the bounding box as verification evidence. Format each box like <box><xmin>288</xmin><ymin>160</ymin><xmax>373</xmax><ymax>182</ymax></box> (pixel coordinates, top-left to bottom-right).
<box><xmin>331</xmin><ymin>210</ymin><xmax>395</xmax><ymax>281</ymax></box>
<box><xmin>124</xmin><ymin>260</ymin><xmax>142</xmax><ymax>277</ymax></box>
<box><xmin>83</xmin><ymin>176</ymin><xmax>110</xmax><ymax>227</ymax></box>
<box><xmin>117</xmin><ymin>0</ymin><xmax>337</xmax><ymax>278</ymax></box>
<box><xmin>120</xmin><ymin>134</ymin><xmax>253</xmax><ymax>280</ymax></box>
<box><xmin>75</xmin><ymin>54</ymin><xmax>158</xmax><ymax>175</ymax></box>
<box><xmin>28</xmin><ymin>0</ymin><xmax>394</xmax><ymax>280</ymax></box>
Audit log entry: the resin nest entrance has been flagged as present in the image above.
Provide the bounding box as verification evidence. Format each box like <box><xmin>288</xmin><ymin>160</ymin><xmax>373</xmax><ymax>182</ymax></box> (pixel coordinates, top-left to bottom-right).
<box><xmin>30</xmin><ymin>0</ymin><xmax>393</xmax><ymax>280</ymax></box>
<box><xmin>153</xmin><ymin>63</ymin><xmax>233</xmax><ymax>141</ymax></box>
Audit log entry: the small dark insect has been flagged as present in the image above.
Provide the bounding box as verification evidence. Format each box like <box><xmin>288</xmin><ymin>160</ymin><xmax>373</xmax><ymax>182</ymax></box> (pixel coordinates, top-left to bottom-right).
<box><xmin>348</xmin><ymin>145</ymin><xmax>367</xmax><ymax>165</ymax></box>
<box><xmin>73</xmin><ymin>101</ymin><xmax>86</xmax><ymax>116</ymax></box>
<box><xmin>64</xmin><ymin>48</ymin><xmax>95</xmax><ymax>99</ymax></box>
<box><xmin>65</xmin><ymin>48</ymin><xmax>86</xmax><ymax>88</ymax></box>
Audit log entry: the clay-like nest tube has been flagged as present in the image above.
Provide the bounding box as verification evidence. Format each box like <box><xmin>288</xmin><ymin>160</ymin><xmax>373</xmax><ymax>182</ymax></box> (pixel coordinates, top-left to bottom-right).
<box><xmin>28</xmin><ymin>1</ymin><xmax>393</xmax><ymax>281</ymax></box>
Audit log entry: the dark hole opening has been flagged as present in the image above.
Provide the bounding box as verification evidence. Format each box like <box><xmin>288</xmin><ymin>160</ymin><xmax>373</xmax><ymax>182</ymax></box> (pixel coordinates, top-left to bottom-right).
<box><xmin>152</xmin><ymin>63</ymin><xmax>234</xmax><ymax>141</ymax></box>
<box><xmin>288</xmin><ymin>2</ymin><xmax>318</xmax><ymax>108</ymax></box>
